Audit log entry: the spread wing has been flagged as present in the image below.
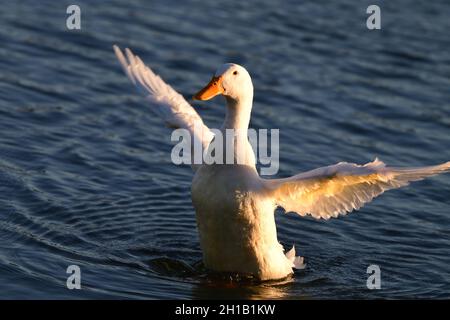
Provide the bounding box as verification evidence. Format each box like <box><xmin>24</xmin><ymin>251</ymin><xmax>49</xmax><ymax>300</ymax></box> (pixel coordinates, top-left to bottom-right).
<box><xmin>113</xmin><ymin>45</ymin><xmax>214</xmax><ymax>171</ymax></box>
<box><xmin>264</xmin><ymin>158</ymin><xmax>450</xmax><ymax>219</ymax></box>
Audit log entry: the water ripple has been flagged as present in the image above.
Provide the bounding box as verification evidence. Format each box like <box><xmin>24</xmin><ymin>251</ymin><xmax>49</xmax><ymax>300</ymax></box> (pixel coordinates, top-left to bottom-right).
<box><xmin>0</xmin><ymin>0</ymin><xmax>449</xmax><ymax>299</ymax></box>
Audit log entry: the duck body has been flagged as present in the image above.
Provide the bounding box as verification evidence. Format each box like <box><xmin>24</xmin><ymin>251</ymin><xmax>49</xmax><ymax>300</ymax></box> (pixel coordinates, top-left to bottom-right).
<box><xmin>192</xmin><ymin>81</ymin><xmax>296</xmax><ymax>280</ymax></box>
<box><xmin>114</xmin><ymin>46</ymin><xmax>450</xmax><ymax>281</ymax></box>
<box><xmin>192</xmin><ymin>163</ymin><xmax>294</xmax><ymax>280</ymax></box>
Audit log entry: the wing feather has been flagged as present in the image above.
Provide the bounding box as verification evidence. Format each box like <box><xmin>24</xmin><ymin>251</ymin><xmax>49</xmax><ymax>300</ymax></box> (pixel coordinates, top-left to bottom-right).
<box><xmin>264</xmin><ymin>158</ymin><xmax>450</xmax><ymax>219</ymax></box>
<box><xmin>113</xmin><ymin>45</ymin><xmax>214</xmax><ymax>171</ymax></box>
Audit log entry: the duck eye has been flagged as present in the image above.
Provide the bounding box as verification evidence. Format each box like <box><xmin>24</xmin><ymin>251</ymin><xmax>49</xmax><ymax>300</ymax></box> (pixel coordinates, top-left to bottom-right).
<box><xmin>233</xmin><ymin>71</ymin><xmax>238</xmax><ymax>75</ymax></box>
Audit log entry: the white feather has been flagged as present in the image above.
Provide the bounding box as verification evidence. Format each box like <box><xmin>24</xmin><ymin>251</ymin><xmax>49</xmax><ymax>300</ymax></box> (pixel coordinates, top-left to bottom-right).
<box><xmin>113</xmin><ymin>45</ymin><xmax>214</xmax><ymax>171</ymax></box>
<box><xmin>265</xmin><ymin>158</ymin><xmax>450</xmax><ymax>219</ymax></box>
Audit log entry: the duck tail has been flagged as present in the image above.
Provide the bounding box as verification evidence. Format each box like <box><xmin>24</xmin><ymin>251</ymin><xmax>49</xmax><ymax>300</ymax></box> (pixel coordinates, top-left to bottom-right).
<box><xmin>285</xmin><ymin>245</ymin><xmax>306</xmax><ymax>270</ymax></box>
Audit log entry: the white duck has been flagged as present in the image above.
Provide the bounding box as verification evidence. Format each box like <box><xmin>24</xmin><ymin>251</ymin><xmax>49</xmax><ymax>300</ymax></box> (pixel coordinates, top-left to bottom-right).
<box><xmin>113</xmin><ymin>45</ymin><xmax>450</xmax><ymax>281</ymax></box>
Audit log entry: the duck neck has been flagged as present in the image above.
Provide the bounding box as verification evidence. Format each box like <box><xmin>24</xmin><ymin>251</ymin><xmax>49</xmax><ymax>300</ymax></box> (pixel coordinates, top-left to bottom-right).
<box><xmin>220</xmin><ymin>93</ymin><xmax>255</xmax><ymax>168</ymax></box>
<box><xmin>222</xmin><ymin>94</ymin><xmax>253</xmax><ymax>135</ymax></box>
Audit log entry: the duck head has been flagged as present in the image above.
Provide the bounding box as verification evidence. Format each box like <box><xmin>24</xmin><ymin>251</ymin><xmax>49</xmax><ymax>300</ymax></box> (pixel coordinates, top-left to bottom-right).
<box><xmin>193</xmin><ymin>63</ymin><xmax>253</xmax><ymax>102</ymax></box>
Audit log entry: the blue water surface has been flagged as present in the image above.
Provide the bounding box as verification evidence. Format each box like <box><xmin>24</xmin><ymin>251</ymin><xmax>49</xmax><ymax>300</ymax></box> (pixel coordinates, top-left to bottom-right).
<box><xmin>0</xmin><ymin>0</ymin><xmax>449</xmax><ymax>299</ymax></box>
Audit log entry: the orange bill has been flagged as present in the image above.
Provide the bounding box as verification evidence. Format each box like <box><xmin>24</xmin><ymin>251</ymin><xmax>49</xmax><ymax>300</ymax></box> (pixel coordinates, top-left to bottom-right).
<box><xmin>193</xmin><ymin>76</ymin><xmax>224</xmax><ymax>100</ymax></box>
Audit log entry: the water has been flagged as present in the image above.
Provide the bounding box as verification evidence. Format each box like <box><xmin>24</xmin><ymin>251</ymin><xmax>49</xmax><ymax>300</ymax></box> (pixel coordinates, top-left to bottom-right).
<box><xmin>0</xmin><ymin>0</ymin><xmax>449</xmax><ymax>299</ymax></box>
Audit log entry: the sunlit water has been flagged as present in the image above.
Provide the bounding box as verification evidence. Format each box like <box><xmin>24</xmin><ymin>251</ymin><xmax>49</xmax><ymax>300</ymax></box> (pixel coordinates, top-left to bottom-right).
<box><xmin>0</xmin><ymin>0</ymin><xmax>449</xmax><ymax>299</ymax></box>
